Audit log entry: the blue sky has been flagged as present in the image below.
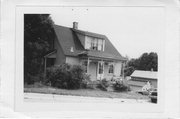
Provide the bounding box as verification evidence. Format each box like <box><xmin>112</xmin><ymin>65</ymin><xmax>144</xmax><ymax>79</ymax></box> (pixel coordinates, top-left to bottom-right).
<box><xmin>51</xmin><ymin>7</ymin><xmax>164</xmax><ymax>58</ymax></box>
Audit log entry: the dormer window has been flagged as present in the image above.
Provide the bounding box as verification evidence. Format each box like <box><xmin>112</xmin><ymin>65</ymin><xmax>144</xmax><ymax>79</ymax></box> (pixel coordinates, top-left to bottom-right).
<box><xmin>91</xmin><ymin>38</ymin><xmax>98</xmax><ymax>50</ymax></box>
<box><xmin>85</xmin><ymin>36</ymin><xmax>105</xmax><ymax>51</ymax></box>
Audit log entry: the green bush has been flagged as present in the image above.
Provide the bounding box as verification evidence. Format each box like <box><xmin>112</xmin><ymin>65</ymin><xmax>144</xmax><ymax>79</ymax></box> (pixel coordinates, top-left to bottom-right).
<box><xmin>113</xmin><ymin>80</ymin><xmax>131</xmax><ymax>92</ymax></box>
<box><xmin>46</xmin><ymin>63</ymin><xmax>89</xmax><ymax>89</ymax></box>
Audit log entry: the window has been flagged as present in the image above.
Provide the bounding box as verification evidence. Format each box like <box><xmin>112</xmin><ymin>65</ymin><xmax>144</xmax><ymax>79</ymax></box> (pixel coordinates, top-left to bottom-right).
<box><xmin>98</xmin><ymin>39</ymin><xmax>103</xmax><ymax>51</ymax></box>
<box><xmin>85</xmin><ymin>36</ymin><xmax>104</xmax><ymax>51</ymax></box>
<box><xmin>91</xmin><ymin>38</ymin><xmax>98</xmax><ymax>50</ymax></box>
<box><xmin>108</xmin><ymin>64</ymin><xmax>114</xmax><ymax>74</ymax></box>
<box><xmin>98</xmin><ymin>62</ymin><xmax>104</xmax><ymax>74</ymax></box>
<box><xmin>85</xmin><ymin>36</ymin><xmax>92</xmax><ymax>49</ymax></box>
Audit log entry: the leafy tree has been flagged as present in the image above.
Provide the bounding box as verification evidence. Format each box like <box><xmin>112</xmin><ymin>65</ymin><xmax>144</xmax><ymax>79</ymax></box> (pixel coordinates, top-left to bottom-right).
<box><xmin>124</xmin><ymin>52</ymin><xmax>158</xmax><ymax>76</ymax></box>
<box><xmin>24</xmin><ymin>14</ymin><xmax>55</xmax><ymax>84</ymax></box>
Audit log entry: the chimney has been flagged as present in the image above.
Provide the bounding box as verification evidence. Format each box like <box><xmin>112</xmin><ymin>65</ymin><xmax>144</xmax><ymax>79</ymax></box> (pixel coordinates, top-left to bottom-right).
<box><xmin>73</xmin><ymin>22</ymin><xmax>78</xmax><ymax>29</ymax></box>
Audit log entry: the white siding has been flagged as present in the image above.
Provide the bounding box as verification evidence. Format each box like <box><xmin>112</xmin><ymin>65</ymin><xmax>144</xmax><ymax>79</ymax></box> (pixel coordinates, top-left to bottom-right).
<box><xmin>104</xmin><ymin>64</ymin><xmax>114</xmax><ymax>80</ymax></box>
<box><xmin>85</xmin><ymin>36</ymin><xmax>92</xmax><ymax>49</ymax></box>
<box><xmin>88</xmin><ymin>62</ymin><xmax>97</xmax><ymax>81</ymax></box>
<box><xmin>103</xmin><ymin>40</ymin><xmax>105</xmax><ymax>51</ymax></box>
<box><xmin>114</xmin><ymin>62</ymin><xmax>122</xmax><ymax>76</ymax></box>
<box><xmin>66</xmin><ymin>56</ymin><xmax>80</xmax><ymax>65</ymax></box>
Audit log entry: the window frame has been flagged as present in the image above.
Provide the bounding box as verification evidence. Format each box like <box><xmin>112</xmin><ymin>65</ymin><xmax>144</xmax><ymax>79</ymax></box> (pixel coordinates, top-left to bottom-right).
<box><xmin>87</xmin><ymin>37</ymin><xmax>104</xmax><ymax>51</ymax></box>
<box><xmin>108</xmin><ymin>63</ymin><xmax>114</xmax><ymax>74</ymax></box>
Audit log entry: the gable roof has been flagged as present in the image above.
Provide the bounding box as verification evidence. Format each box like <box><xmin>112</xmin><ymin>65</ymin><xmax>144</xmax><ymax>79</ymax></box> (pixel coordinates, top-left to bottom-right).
<box><xmin>130</xmin><ymin>70</ymin><xmax>157</xmax><ymax>80</ymax></box>
<box><xmin>53</xmin><ymin>24</ymin><xmax>126</xmax><ymax>61</ymax></box>
<box><xmin>44</xmin><ymin>50</ymin><xmax>57</xmax><ymax>58</ymax></box>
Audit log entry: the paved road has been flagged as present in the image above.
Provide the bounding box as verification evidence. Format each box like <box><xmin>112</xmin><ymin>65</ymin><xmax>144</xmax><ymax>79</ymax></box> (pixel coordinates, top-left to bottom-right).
<box><xmin>24</xmin><ymin>93</ymin><xmax>151</xmax><ymax>103</ymax></box>
<box><xmin>0</xmin><ymin>94</ymin><xmax>151</xmax><ymax>118</ymax></box>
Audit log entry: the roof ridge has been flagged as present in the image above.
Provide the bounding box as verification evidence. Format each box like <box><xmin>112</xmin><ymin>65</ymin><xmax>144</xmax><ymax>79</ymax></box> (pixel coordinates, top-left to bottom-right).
<box><xmin>135</xmin><ymin>70</ymin><xmax>157</xmax><ymax>72</ymax></box>
<box><xmin>54</xmin><ymin>24</ymin><xmax>71</xmax><ymax>29</ymax></box>
<box><xmin>72</xmin><ymin>28</ymin><xmax>106</xmax><ymax>37</ymax></box>
<box><xmin>54</xmin><ymin>24</ymin><xmax>104</xmax><ymax>36</ymax></box>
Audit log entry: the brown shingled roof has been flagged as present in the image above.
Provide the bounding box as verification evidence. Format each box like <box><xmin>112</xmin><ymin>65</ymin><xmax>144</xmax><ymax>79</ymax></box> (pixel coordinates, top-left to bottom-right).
<box><xmin>53</xmin><ymin>24</ymin><xmax>126</xmax><ymax>61</ymax></box>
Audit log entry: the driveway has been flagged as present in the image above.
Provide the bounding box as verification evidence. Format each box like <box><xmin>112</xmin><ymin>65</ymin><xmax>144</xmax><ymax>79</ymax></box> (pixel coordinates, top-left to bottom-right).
<box><xmin>24</xmin><ymin>93</ymin><xmax>151</xmax><ymax>103</ymax></box>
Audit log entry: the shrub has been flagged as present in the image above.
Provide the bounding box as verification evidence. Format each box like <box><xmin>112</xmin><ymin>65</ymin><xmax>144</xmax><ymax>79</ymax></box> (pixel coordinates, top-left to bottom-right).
<box><xmin>97</xmin><ymin>78</ymin><xmax>110</xmax><ymax>91</ymax></box>
<box><xmin>68</xmin><ymin>65</ymin><xmax>85</xmax><ymax>89</ymax></box>
<box><xmin>113</xmin><ymin>80</ymin><xmax>131</xmax><ymax>92</ymax></box>
<box><xmin>80</xmin><ymin>74</ymin><xmax>91</xmax><ymax>89</ymax></box>
<box><xmin>46</xmin><ymin>63</ymin><xmax>89</xmax><ymax>89</ymax></box>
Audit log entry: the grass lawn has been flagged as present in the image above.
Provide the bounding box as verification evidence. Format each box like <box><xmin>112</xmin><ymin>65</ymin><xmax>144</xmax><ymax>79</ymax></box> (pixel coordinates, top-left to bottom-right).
<box><xmin>24</xmin><ymin>84</ymin><xmax>148</xmax><ymax>100</ymax></box>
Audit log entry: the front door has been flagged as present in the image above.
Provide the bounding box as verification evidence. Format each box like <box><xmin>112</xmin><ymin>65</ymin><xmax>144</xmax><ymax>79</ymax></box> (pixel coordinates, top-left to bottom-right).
<box><xmin>97</xmin><ymin>61</ymin><xmax>104</xmax><ymax>80</ymax></box>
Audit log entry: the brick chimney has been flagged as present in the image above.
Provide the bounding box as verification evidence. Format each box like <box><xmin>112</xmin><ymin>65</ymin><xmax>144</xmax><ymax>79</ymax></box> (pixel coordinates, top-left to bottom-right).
<box><xmin>73</xmin><ymin>22</ymin><xmax>78</xmax><ymax>29</ymax></box>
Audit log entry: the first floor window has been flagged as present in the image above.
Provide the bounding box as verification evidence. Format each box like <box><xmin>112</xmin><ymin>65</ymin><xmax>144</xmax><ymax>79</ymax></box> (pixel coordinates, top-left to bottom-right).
<box><xmin>99</xmin><ymin>62</ymin><xmax>104</xmax><ymax>74</ymax></box>
<box><xmin>108</xmin><ymin>64</ymin><xmax>114</xmax><ymax>74</ymax></box>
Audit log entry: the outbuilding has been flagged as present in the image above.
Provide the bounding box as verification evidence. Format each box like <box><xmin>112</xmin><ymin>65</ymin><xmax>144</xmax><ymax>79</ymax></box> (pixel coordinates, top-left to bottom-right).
<box><xmin>128</xmin><ymin>70</ymin><xmax>157</xmax><ymax>91</ymax></box>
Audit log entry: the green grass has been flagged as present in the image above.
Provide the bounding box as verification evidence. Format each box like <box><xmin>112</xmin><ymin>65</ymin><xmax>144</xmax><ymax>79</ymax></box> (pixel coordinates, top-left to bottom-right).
<box><xmin>24</xmin><ymin>84</ymin><xmax>148</xmax><ymax>100</ymax></box>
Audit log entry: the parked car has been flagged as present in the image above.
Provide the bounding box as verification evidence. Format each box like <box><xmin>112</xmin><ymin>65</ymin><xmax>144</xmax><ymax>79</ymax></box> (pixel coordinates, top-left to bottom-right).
<box><xmin>149</xmin><ymin>89</ymin><xmax>157</xmax><ymax>103</ymax></box>
<box><xmin>137</xmin><ymin>90</ymin><xmax>149</xmax><ymax>95</ymax></box>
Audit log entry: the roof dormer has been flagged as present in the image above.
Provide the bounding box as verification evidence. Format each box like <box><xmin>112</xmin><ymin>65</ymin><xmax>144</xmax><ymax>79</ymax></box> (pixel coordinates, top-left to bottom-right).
<box><xmin>84</xmin><ymin>36</ymin><xmax>105</xmax><ymax>51</ymax></box>
<box><xmin>72</xmin><ymin>22</ymin><xmax>105</xmax><ymax>51</ymax></box>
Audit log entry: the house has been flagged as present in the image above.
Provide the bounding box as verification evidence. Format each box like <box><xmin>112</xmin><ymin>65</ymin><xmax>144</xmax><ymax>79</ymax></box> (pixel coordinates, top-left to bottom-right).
<box><xmin>44</xmin><ymin>22</ymin><xmax>127</xmax><ymax>81</ymax></box>
<box><xmin>128</xmin><ymin>70</ymin><xmax>158</xmax><ymax>91</ymax></box>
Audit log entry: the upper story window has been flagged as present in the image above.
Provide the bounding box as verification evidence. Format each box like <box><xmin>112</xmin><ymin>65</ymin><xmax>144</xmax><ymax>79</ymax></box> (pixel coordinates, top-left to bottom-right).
<box><xmin>91</xmin><ymin>38</ymin><xmax>98</xmax><ymax>50</ymax></box>
<box><xmin>85</xmin><ymin>36</ymin><xmax>105</xmax><ymax>51</ymax></box>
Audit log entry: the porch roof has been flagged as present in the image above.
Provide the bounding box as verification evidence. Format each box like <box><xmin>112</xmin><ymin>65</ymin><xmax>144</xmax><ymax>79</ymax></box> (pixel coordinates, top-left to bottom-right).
<box><xmin>131</xmin><ymin>70</ymin><xmax>157</xmax><ymax>80</ymax></box>
<box><xmin>78</xmin><ymin>50</ymin><xmax>127</xmax><ymax>61</ymax></box>
<box><xmin>44</xmin><ymin>50</ymin><xmax>57</xmax><ymax>58</ymax></box>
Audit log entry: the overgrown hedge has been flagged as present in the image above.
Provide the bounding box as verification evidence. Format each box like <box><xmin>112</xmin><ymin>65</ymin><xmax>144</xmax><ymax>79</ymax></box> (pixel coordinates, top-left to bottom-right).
<box><xmin>46</xmin><ymin>63</ymin><xmax>90</xmax><ymax>89</ymax></box>
<box><xmin>97</xmin><ymin>78</ymin><xmax>131</xmax><ymax>92</ymax></box>
<box><xmin>97</xmin><ymin>78</ymin><xmax>110</xmax><ymax>91</ymax></box>
<box><xmin>113</xmin><ymin>80</ymin><xmax>131</xmax><ymax>92</ymax></box>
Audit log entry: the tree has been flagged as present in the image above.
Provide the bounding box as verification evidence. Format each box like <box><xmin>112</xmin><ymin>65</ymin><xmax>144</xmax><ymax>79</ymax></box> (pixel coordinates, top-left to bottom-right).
<box><xmin>124</xmin><ymin>52</ymin><xmax>158</xmax><ymax>76</ymax></box>
<box><xmin>24</xmin><ymin>14</ymin><xmax>55</xmax><ymax>84</ymax></box>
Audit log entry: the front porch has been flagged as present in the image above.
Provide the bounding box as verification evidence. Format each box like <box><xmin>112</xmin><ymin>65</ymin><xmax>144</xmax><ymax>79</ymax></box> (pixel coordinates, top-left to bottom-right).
<box><xmin>80</xmin><ymin>56</ymin><xmax>125</xmax><ymax>81</ymax></box>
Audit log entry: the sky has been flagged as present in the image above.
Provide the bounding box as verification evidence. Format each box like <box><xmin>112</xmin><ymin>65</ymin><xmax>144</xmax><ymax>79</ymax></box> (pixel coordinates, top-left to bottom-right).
<box><xmin>50</xmin><ymin>7</ymin><xmax>165</xmax><ymax>59</ymax></box>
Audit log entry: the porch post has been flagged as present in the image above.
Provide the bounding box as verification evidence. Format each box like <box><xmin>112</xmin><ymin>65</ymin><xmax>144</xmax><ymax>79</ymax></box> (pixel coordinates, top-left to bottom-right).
<box><xmin>87</xmin><ymin>57</ymin><xmax>90</xmax><ymax>74</ymax></box>
<box><xmin>122</xmin><ymin>61</ymin><xmax>125</xmax><ymax>79</ymax></box>
<box><xmin>44</xmin><ymin>57</ymin><xmax>47</xmax><ymax>77</ymax></box>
